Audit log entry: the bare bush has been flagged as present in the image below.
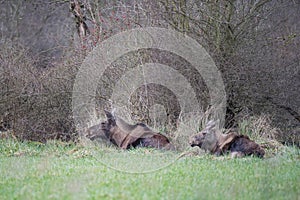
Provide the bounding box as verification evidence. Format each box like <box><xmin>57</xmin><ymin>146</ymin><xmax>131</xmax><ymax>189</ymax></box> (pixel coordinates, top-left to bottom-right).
<box><xmin>1</xmin><ymin>0</ymin><xmax>298</xmax><ymax>145</ymax></box>
<box><xmin>0</xmin><ymin>42</ymin><xmax>79</xmax><ymax>142</ymax></box>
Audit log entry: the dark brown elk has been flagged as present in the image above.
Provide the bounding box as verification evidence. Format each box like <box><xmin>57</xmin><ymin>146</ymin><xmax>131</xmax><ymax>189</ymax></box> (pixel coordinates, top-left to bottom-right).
<box><xmin>189</xmin><ymin>120</ymin><xmax>265</xmax><ymax>158</ymax></box>
<box><xmin>86</xmin><ymin>110</ymin><xmax>174</xmax><ymax>150</ymax></box>
<box><xmin>85</xmin><ymin>121</ymin><xmax>111</xmax><ymax>143</ymax></box>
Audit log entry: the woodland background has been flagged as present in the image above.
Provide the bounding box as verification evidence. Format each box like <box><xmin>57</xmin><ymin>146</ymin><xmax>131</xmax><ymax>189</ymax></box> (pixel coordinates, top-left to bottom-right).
<box><xmin>0</xmin><ymin>0</ymin><xmax>299</xmax><ymax>146</ymax></box>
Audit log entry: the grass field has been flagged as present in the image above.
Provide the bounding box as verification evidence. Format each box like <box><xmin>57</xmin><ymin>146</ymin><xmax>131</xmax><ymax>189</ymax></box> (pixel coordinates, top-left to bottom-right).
<box><xmin>0</xmin><ymin>139</ymin><xmax>299</xmax><ymax>200</ymax></box>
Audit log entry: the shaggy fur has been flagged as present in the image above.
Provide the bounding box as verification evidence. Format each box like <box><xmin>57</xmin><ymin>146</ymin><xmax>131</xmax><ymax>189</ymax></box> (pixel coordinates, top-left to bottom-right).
<box><xmin>189</xmin><ymin>120</ymin><xmax>265</xmax><ymax>158</ymax></box>
<box><xmin>86</xmin><ymin>110</ymin><xmax>173</xmax><ymax>150</ymax></box>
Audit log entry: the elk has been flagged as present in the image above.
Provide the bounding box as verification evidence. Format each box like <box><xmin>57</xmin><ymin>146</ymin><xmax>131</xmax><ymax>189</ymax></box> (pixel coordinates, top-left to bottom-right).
<box><xmin>86</xmin><ymin>110</ymin><xmax>174</xmax><ymax>150</ymax></box>
<box><xmin>189</xmin><ymin>120</ymin><xmax>265</xmax><ymax>158</ymax></box>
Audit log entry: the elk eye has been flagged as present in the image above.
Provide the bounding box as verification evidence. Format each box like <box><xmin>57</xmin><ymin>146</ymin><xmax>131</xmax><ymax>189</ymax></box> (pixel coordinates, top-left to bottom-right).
<box><xmin>202</xmin><ymin>132</ymin><xmax>207</xmax><ymax>136</ymax></box>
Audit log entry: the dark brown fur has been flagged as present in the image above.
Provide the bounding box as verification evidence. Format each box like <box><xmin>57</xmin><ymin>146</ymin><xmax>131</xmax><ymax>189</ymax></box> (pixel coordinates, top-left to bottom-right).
<box><xmin>86</xmin><ymin>110</ymin><xmax>174</xmax><ymax>150</ymax></box>
<box><xmin>189</xmin><ymin>120</ymin><xmax>265</xmax><ymax>158</ymax></box>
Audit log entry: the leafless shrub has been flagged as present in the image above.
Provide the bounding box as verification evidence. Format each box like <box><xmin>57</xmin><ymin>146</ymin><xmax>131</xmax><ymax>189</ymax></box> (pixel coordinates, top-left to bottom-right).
<box><xmin>1</xmin><ymin>0</ymin><xmax>298</xmax><ymax>145</ymax></box>
<box><xmin>0</xmin><ymin>42</ymin><xmax>79</xmax><ymax>142</ymax></box>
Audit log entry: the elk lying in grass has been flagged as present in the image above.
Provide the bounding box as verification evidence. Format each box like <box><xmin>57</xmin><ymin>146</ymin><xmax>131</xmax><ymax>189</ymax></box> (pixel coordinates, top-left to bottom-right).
<box><xmin>189</xmin><ymin>120</ymin><xmax>265</xmax><ymax>158</ymax></box>
<box><xmin>86</xmin><ymin>110</ymin><xmax>174</xmax><ymax>150</ymax></box>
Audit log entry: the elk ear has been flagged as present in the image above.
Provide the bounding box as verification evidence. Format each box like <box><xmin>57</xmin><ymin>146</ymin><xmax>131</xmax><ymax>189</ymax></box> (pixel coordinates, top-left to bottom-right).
<box><xmin>206</xmin><ymin>120</ymin><xmax>216</xmax><ymax>129</ymax></box>
<box><xmin>104</xmin><ymin>110</ymin><xmax>116</xmax><ymax>125</ymax></box>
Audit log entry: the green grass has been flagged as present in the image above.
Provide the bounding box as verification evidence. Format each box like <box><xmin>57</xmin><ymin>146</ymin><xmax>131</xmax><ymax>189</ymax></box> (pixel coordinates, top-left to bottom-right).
<box><xmin>0</xmin><ymin>139</ymin><xmax>299</xmax><ymax>200</ymax></box>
